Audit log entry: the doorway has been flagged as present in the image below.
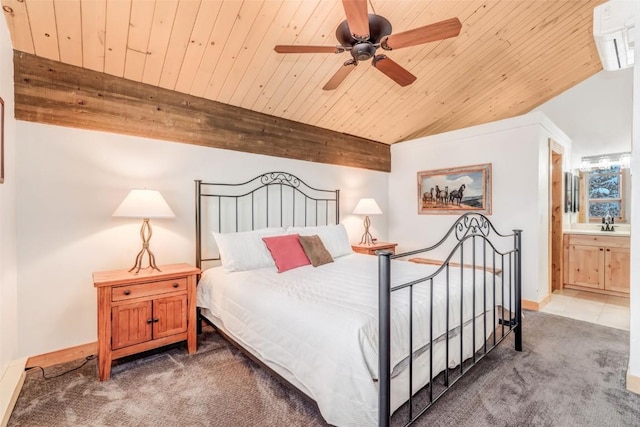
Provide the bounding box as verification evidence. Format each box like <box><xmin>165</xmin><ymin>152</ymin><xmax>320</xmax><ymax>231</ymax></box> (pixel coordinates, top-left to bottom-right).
<box><xmin>544</xmin><ymin>140</ymin><xmax>630</xmax><ymax>330</ymax></box>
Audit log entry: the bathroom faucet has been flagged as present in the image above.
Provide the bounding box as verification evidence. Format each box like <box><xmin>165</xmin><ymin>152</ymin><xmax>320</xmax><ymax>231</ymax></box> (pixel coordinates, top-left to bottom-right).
<box><xmin>601</xmin><ymin>214</ymin><xmax>615</xmax><ymax>232</ymax></box>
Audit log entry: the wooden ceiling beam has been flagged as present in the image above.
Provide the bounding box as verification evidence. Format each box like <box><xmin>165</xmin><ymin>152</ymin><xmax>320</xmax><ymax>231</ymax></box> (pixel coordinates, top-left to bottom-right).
<box><xmin>13</xmin><ymin>51</ymin><xmax>390</xmax><ymax>172</ymax></box>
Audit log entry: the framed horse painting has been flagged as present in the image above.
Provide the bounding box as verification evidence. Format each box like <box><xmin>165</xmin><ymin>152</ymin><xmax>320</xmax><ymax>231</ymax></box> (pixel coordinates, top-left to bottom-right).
<box><xmin>417</xmin><ymin>163</ymin><xmax>492</xmax><ymax>215</ymax></box>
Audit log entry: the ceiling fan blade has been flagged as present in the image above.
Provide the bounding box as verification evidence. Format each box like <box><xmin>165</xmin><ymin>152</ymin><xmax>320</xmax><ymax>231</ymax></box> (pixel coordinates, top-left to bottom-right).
<box><xmin>274</xmin><ymin>45</ymin><xmax>342</xmax><ymax>54</ymax></box>
<box><xmin>382</xmin><ymin>17</ymin><xmax>461</xmax><ymax>50</ymax></box>
<box><xmin>342</xmin><ymin>0</ymin><xmax>370</xmax><ymax>39</ymax></box>
<box><xmin>323</xmin><ymin>63</ymin><xmax>357</xmax><ymax>91</ymax></box>
<box><xmin>372</xmin><ymin>55</ymin><xmax>416</xmax><ymax>87</ymax></box>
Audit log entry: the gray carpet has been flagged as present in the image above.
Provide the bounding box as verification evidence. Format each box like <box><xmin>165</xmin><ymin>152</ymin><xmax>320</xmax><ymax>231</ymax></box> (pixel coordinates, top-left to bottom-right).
<box><xmin>8</xmin><ymin>311</ymin><xmax>640</xmax><ymax>427</ymax></box>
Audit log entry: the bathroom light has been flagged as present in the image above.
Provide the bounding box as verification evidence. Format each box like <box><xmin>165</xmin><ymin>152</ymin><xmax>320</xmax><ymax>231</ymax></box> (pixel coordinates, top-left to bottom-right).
<box><xmin>579</xmin><ymin>152</ymin><xmax>631</xmax><ymax>171</ymax></box>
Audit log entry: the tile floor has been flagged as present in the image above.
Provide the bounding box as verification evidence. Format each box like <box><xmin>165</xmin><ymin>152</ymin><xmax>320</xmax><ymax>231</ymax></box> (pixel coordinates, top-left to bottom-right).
<box><xmin>540</xmin><ymin>288</ymin><xmax>630</xmax><ymax>331</ymax></box>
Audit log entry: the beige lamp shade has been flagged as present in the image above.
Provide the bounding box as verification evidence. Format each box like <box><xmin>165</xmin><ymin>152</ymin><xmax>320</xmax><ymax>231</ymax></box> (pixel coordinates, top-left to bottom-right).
<box><xmin>353</xmin><ymin>198</ymin><xmax>382</xmax><ymax>215</ymax></box>
<box><xmin>113</xmin><ymin>189</ymin><xmax>175</xmax><ymax>219</ymax></box>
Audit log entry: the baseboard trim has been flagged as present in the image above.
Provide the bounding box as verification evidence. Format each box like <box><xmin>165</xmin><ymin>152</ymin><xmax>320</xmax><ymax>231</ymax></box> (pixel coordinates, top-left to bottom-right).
<box><xmin>627</xmin><ymin>371</ymin><xmax>640</xmax><ymax>395</ymax></box>
<box><xmin>26</xmin><ymin>342</ymin><xmax>97</xmax><ymax>369</ymax></box>
<box><xmin>522</xmin><ymin>295</ymin><xmax>551</xmax><ymax>311</ymax></box>
<box><xmin>1</xmin><ymin>358</ymin><xmax>27</xmax><ymax>427</ymax></box>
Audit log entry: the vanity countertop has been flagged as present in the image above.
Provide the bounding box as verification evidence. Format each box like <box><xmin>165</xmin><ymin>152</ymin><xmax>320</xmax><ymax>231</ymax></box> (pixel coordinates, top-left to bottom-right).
<box><xmin>563</xmin><ymin>226</ymin><xmax>630</xmax><ymax>237</ymax></box>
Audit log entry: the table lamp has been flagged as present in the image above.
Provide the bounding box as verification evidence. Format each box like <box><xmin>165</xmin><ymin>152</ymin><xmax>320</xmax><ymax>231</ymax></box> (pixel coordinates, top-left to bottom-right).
<box><xmin>353</xmin><ymin>198</ymin><xmax>382</xmax><ymax>245</ymax></box>
<box><xmin>113</xmin><ymin>189</ymin><xmax>175</xmax><ymax>273</ymax></box>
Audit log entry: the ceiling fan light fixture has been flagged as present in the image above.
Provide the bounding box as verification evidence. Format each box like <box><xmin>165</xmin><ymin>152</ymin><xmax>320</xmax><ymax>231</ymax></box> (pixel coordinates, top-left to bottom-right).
<box><xmin>351</xmin><ymin>43</ymin><xmax>377</xmax><ymax>61</ymax></box>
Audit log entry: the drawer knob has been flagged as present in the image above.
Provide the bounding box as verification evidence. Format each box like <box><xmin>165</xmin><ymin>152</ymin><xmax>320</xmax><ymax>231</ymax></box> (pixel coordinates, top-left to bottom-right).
<box><xmin>173</xmin><ymin>283</ymin><xmax>179</xmax><ymax>288</ymax></box>
<box><xmin>124</xmin><ymin>290</ymin><xmax>131</xmax><ymax>295</ymax></box>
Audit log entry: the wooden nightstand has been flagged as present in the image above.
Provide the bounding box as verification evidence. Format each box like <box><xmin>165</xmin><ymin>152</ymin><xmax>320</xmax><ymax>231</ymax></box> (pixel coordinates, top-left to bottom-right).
<box><xmin>93</xmin><ymin>263</ymin><xmax>200</xmax><ymax>381</ymax></box>
<box><xmin>351</xmin><ymin>242</ymin><xmax>398</xmax><ymax>255</ymax></box>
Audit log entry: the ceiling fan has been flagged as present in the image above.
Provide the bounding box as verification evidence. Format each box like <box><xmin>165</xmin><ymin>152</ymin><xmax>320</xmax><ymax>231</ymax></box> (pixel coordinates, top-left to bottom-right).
<box><xmin>274</xmin><ymin>0</ymin><xmax>462</xmax><ymax>90</ymax></box>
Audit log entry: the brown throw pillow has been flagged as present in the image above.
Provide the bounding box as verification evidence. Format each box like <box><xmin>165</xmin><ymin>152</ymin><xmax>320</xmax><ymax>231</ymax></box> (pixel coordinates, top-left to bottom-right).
<box><xmin>298</xmin><ymin>235</ymin><xmax>334</xmax><ymax>267</ymax></box>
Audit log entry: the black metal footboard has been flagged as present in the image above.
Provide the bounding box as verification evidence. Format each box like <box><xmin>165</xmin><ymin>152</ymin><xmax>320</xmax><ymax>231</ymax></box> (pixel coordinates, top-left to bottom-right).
<box><xmin>378</xmin><ymin>213</ymin><xmax>522</xmax><ymax>427</ymax></box>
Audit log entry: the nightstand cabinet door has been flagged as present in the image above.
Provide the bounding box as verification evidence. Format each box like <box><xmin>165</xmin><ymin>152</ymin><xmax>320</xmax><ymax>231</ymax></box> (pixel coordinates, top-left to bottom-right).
<box><xmin>112</xmin><ymin>301</ymin><xmax>153</xmax><ymax>350</ymax></box>
<box><xmin>153</xmin><ymin>295</ymin><xmax>188</xmax><ymax>339</ymax></box>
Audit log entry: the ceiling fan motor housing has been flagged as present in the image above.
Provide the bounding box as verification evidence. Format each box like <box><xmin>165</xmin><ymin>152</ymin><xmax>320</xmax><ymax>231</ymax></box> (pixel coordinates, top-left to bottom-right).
<box><xmin>336</xmin><ymin>14</ymin><xmax>392</xmax><ymax>45</ymax></box>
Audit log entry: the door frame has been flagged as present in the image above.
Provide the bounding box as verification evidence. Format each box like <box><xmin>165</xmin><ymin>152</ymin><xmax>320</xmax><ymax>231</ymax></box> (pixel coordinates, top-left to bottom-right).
<box><xmin>549</xmin><ymin>139</ymin><xmax>564</xmax><ymax>296</ymax></box>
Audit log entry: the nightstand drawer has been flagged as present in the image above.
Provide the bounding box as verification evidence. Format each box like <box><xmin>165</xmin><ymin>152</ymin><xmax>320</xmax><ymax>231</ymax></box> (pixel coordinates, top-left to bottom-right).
<box><xmin>112</xmin><ymin>278</ymin><xmax>187</xmax><ymax>302</ymax></box>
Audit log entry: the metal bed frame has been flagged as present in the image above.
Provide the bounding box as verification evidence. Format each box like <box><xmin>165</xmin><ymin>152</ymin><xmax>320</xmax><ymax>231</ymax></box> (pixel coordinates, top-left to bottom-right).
<box><xmin>194</xmin><ymin>172</ymin><xmax>522</xmax><ymax>427</ymax></box>
<box><xmin>195</xmin><ymin>171</ymin><xmax>339</xmax><ymax>267</ymax></box>
<box><xmin>377</xmin><ymin>214</ymin><xmax>522</xmax><ymax>427</ymax></box>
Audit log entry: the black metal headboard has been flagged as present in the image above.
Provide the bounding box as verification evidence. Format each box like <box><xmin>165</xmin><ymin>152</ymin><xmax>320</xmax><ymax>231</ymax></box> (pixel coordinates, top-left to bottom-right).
<box><xmin>195</xmin><ymin>172</ymin><xmax>340</xmax><ymax>269</ymax></box>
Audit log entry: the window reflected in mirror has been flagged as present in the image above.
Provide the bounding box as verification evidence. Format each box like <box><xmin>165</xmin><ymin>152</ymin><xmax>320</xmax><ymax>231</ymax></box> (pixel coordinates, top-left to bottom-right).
<box><xmin>584</xmin><ymin>165</ymin><xmax>626</xmax><ymax>223</ymax></box>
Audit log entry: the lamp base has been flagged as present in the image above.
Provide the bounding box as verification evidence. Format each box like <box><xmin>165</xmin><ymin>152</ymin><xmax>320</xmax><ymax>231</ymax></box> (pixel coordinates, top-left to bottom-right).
<box><xmin>359</xmin><ymin>215</ymin><xmax>375</xmax><ymax>245</ymax></box>
<box><xmin>129</xmin><ymin>219</ymin><xmax>162</xmax><ymax>274</ymax></box>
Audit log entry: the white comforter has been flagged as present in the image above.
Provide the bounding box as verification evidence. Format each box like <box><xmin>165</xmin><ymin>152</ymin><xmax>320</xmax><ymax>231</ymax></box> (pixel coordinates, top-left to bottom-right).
<box><xmin>196</xmin><ymin>253</ymin><xmax>503</xmax><ymax>426</ymax></box>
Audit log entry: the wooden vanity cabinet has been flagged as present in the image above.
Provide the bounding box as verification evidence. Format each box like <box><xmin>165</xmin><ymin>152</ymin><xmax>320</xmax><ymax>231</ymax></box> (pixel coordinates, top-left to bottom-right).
<box><xmin>563</xmin><ymin>234</ymin><xmax>630</xmax><ymax>296</ymax></box>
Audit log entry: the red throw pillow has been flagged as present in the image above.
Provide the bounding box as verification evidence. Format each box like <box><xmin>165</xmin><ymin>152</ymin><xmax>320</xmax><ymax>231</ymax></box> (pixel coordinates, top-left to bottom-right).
<box><xmin>262</xmin><ymin>234</ymin><xmax>311</xmax><ymax>273</ymax></box>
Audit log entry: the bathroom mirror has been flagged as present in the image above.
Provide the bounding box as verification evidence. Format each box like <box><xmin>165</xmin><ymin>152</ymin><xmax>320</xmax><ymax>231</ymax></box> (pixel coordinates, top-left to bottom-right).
<box><xmin>574</xmin><ymin>161</ymin><xmax>630</xmax><ymax>223</ymax></box>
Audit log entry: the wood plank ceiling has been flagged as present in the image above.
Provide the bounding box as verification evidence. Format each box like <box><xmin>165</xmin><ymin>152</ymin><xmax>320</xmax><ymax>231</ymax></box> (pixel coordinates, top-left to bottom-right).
<box><xmin>2</xmin><ymin>0</ymin><xmax>605</xmax><ymax>145</ymax></box>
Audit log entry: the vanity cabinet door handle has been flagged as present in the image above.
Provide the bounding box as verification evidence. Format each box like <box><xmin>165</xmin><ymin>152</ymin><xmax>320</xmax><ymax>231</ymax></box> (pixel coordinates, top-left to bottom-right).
<box><xmin>606</xmin><ymin>249</ymin><xmax>610</xmax><ymax>252</ymax></box>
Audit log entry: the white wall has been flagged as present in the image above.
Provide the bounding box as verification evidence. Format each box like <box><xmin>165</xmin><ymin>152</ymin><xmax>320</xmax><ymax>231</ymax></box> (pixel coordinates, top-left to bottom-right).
<box><xmin>534</xmin><ymin>68</ymin><xmax>633</xmax><ymax>167</ymax></box>
<box><xmin>628</xmin><ymin>0</ymin><xmax>639</xmax><ymax>389</ymax></box>
<box><xmin>0</xmin><ymin>13</ymin><xmax>18</xmax><ymax>378</ymax></box>
<box><xmin>0</xmin><ymin>14</ymin><xmax>23</xmax><ymax>426</ymax></box>
<box><xmin>389</xmin><ymin>112</ymin><xmax>571</xmax><ymax>303</ymax></box>
<box><xmin>15</xmin><ymin>122</ymin><xmax>389</xmax><ymax>357</ymax></box>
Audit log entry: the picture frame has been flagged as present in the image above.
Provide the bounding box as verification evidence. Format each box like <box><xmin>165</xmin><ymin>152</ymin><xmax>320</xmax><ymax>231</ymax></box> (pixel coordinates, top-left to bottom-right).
<box><xmin>0</xmin><ymin>97</ymin><xmax>3</xmax><ymax>184</ymax></box>
<box><xmin>417</xmin><ymin>163</ymin><xmax>492</xmax><ymax>215</ymax></box>
<box><xmin>564</xmin><ymin>172</ymin><xmax>573</xmax><ymax>213</ymax></box>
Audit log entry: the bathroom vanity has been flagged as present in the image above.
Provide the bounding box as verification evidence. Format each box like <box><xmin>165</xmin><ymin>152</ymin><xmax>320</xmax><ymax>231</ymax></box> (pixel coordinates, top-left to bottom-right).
<box><xmin>563</xmin><ymin>230</ymin><xmax>630</xmax><ymax>296</ymax></box>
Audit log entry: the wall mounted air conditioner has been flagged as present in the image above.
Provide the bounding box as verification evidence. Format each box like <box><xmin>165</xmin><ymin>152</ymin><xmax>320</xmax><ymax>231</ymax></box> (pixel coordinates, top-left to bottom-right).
<box><xmin>593</xmin><ymin>1</ymin><xmax>635</xmax><ymax>71</ymax></box>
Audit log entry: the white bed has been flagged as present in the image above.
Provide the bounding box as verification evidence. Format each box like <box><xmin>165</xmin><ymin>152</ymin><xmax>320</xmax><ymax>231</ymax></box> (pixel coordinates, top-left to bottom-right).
<box><xmin>197</xmin><ymin>252</ymin><xmax>504</xmax><ymax>427</ymax></box>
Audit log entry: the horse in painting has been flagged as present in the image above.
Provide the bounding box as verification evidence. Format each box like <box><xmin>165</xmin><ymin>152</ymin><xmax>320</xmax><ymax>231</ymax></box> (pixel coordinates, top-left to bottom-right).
<box><xmin>449</xmin><ymin>184</ymin><xmax>466</xmax><ymax>205</ymax></box>
<box><xmin>422</xmin><ymin>187</ymin><xmax>435</xmax><ymax>205</ymax></box>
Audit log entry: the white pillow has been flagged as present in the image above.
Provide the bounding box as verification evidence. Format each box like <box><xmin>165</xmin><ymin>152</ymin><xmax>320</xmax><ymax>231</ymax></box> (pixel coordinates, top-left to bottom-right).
<box><xmin>213</xmin><ymin>227</ymin><xmax>285</xmax><ymax>272</ymax></box>
<box><xmin>286</xmin><ymin>224</ymin><xmax>353</xmax><ymax>258</ymax></box>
